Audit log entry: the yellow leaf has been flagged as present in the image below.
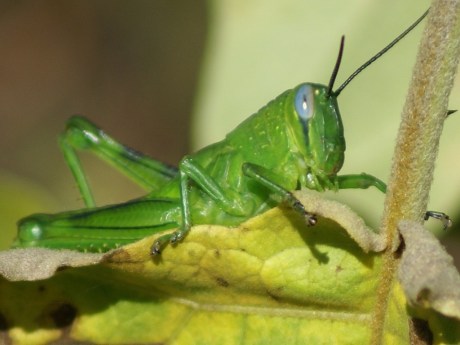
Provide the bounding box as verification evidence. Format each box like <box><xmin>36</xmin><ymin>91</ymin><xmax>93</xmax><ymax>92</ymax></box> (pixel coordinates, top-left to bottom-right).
<box><xmin>0</xmin><ymin>191</ymin><xmax>414</xmax><ymax>344</ymax></box>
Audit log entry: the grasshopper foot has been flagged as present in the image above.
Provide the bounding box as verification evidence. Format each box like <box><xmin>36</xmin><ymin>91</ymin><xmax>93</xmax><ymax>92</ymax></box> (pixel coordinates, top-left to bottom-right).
<box><xmin>150</xmin><ymin>233</ymin><xmax>173</xmax><ymax>256</ymax></box>
<box><xmin>291</xmin><ymin>197</ymin><xmax>317</xmax><ymax>226</ymax></box>
<box><xmin>170</xmin><ymin>230</ymin><xmax>185</xmax><ymax>243</ymax></box>
<box><xmin>306</xmin><ymin>213</ymin><xmax>317</xmax><ymax>226</ymax></box>
<box><xmin>150</xmin><ymin>229</ymin><xmax>188</xmax><ymax>256</ymax></box>
<box><xmin>424</xmin><ymin>211</ymin><xmax>452</xmax><ymax>230</ymax></box>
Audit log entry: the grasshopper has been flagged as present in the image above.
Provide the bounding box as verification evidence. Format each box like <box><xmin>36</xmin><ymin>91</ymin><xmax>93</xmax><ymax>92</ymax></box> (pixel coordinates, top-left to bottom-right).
<box><xmin>14</xmin><ymin>10</ymin><xmax>449</xmax><ymax>255</ymax></box>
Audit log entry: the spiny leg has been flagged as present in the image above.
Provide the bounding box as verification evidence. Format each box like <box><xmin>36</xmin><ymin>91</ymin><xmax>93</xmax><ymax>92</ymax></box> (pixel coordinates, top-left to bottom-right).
<box><xmin>338</xmin><ymin>173</ymin><xmax>452</xmax><ymax>228</ymax></box>
<box><xmin>242</xmin><ymin>163</ymin><xmax>317</xmax><ymax>225</ymax></box>
<box><xmin>60</xmin><ymin>115</ymin><xmax>178</xmax><ymax>207</ymax></box>
<box><xmin>151</xmin><ymin>156</ymin><xmax>256</xmax><ymax>255</ymax></box>
<box><xmin>337</xmin><ymin>173</ymin><xmax>387</xmax><ymax>193</ymax></box>
<box><xmin>151</xmin><ymin>159</ymin><xmax>336</xmax><ymax>255</ymax></box>
<box><xmin>150</xmin><ymin>170</ymin><xmax>191</xmax><ymax>255</ymax></box>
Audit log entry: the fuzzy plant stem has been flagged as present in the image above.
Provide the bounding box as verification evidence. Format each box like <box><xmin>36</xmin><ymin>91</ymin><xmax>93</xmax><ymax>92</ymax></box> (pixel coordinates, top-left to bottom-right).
<box><xmin>382</xmin><ymin>0</ymin><xmax>460</xmax><ymax>249</ymax></box>
<box><xmin>371</xmin><ymin>0</ymin><xmax>460</xmax><ymax>343</ymax></box>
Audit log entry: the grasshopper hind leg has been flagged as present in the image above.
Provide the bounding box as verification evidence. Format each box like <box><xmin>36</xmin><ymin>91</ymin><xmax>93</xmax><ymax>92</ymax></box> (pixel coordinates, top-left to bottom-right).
<box><xmin>60</xmin><ymin>115</ymin><xmax>178</xmax><ymax>207</ymax></box>
<box><xmin>14</xmin><ymin>198</ymin><xmax>180</xmax><ymax>252</ymax></box>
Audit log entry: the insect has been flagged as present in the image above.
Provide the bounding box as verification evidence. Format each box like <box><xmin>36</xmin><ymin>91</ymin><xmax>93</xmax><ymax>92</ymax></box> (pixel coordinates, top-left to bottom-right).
<box><xmin>14</xmin><ymin>10</ymin><xmax>448</xmax><ymax>255</ymax></box>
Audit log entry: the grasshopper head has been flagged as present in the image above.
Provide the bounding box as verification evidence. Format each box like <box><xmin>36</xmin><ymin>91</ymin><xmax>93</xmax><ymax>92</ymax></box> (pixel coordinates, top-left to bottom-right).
<box><xmin>289</xmin><ymin>11</ymin><xmax>428</xmax><ymax>182</ymax></box>
<box><xmin>292</xmin><ymin>83</ymin><xmax>345</xmax><ymax>176</ymax></box>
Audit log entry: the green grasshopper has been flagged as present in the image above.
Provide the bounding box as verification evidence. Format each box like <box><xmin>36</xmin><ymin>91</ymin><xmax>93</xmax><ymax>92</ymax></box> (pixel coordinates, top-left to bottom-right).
<box><xmin>14</xmin><ymin>10</ymin><xmax>448</xmax><ymax>255</ymax></box>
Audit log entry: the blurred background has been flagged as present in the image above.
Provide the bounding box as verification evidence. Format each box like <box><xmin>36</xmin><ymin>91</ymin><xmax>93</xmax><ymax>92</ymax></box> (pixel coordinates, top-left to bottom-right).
<box><xmin>0</xmin><ymin>1</ymin><xmax>459</xmax><ymax>266</ymax></box>
<box><xmin>0</xmin><ymin>1</ymin><xmax>207</xmax><ymax>247</ymax></box>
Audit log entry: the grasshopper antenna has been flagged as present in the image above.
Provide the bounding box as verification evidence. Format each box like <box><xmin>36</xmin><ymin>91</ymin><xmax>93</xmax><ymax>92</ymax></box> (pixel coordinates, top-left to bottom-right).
<box><xmin>333</xmin><ymin>9</ymin><xmax>429</xmax><ymax>97</ymax></box>
<box><xmin>326</xmin><ymin>35</ymin><xmax>345</xmax><ymax>98</ymax></box>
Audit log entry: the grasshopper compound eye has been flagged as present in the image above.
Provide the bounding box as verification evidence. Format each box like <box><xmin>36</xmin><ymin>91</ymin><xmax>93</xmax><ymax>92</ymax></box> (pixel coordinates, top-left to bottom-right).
<box><xmin>294</xmin><ymin>84</ymin><xmax>314</xmax><ymax>121</ymax></box>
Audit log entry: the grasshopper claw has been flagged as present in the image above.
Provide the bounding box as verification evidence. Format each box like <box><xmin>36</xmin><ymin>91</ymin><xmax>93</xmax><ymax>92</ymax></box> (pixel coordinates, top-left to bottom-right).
<box><xmin>150</xmin><ymin>240</ymin><xmax>162</xmax><ymax>255</ymax></box>
<box><xmin>150</xmin><ymin>230</ymin><xmax>187</xmax><ymax>255</ymax></box>
<box><xmin>306</xmin><ymin>213</ymin><xmax>317</xmax><ymax>226</ymax></box>
<box><xmin>170</xmin><ymin>231</ymin><xmax>184</xmax><ymax>243</ymax></box>
<box><xmin>150</xmin><ymin>233</ymin><xmax>173</xmax><ymax>256</ymax></box>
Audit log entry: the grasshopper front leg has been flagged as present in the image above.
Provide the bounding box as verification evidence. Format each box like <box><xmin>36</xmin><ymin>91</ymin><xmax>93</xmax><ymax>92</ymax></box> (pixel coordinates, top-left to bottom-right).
<box><xmin>424</xmin><ymin>211</ymin><xmax>452</xmax><ymax>230</ymax></box>
<box><xmin>242</xmin><ymin>163</ymin><xmax>317</xmax><ymax>225</ymax></box>
<box><xmin>150</xmin><ymin>160</ymin><xmax>319</xmax><ymax>255</ymax></box>
<box><xmin>338</xmin><ymin>173</ymin><xmax>451</xmax><ymax>229</ymax></box>
<box><xmin>337</xmin><ymin>173</ymin><xmax>387</xmax><ymax>193</ymax></box>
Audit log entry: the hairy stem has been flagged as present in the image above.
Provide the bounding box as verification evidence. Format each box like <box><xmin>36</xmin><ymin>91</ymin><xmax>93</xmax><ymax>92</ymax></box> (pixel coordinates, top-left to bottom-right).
<box><xmin>382</xmin><ymin>0</ymin><xmax>460</xmax><ymax>249</ymax></box>
<box><xmin>371</xmin><ymin>0</ymin><xmax>460</xmax><ymax>343</ymax></box>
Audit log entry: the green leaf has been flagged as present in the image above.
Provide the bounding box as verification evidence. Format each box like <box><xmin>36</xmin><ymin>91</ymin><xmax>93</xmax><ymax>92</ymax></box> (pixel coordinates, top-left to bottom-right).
<box><xmin>1</xmin><ymin>190</ymin><xmax>455</xmax><ymax>345</ymax></box>
<box><xmin>1</xmin><ymin>191</ymin><xmax>459</xmax><ymax>344</ymax></box>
